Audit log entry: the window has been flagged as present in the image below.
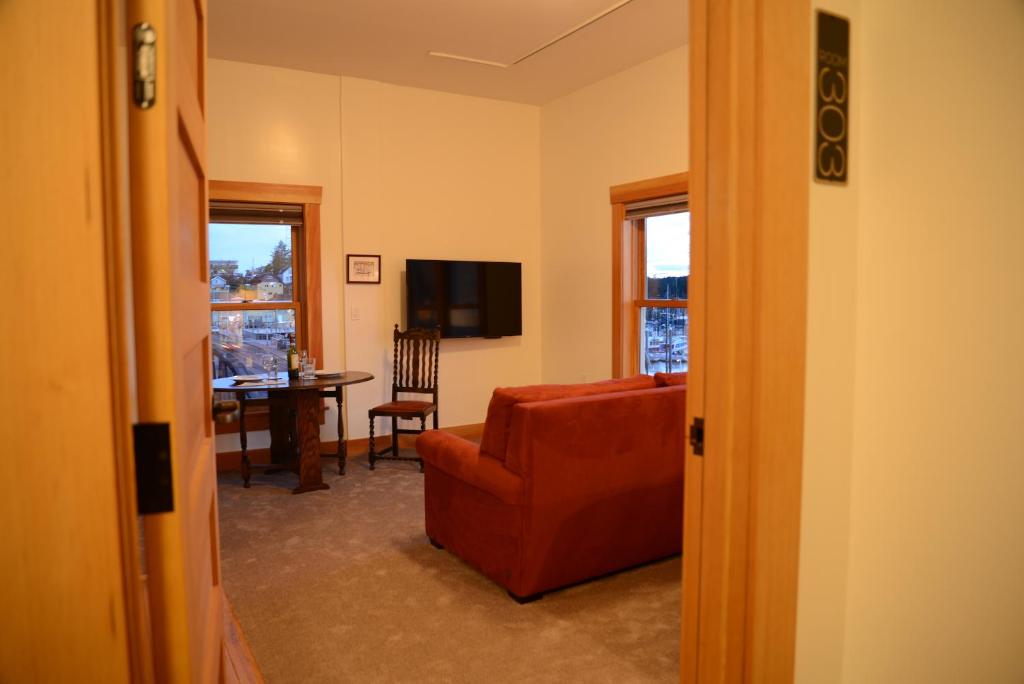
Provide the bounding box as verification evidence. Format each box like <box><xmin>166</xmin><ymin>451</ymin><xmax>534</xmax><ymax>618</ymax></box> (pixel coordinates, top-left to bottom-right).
<box><xmin>637</xmin><ymin>211</ymin><xmax>690</xmax><ymax>374</ymax></box>
<box><xmin>610</xmin><ymin>173</ymin><xmax>690</xmax><ymax>377</ymax></box>
<box><xmin>208</xmin><ymin>181</ymin><xmax>323</xmax><ymax>433</ymax></box>
<box><xmin>209</xmin><ymin>220</ymin><xmax>298</xmax><ymax>379</ymax></box>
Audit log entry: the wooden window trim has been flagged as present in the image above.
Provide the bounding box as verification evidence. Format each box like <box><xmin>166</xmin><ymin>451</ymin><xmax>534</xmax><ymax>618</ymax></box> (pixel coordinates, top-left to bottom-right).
<box><xmin>209</xmin><ymin>180</ymin><xmax>321</xmax><ymax>205</ymax></box>
<box><xmin>635</xmin><ymin>300</ymin><xmax>688</xmax><ymax>309</ymax></box>
<box><xmin>610</xmin><ymin>173</ymin><xmax>690</xmax><ymax>205</ymax></box>
<box><xmin>210</xmin><ymin>301</ymin><xmax>296</xmax><ymax>312</ymax></box>
<box><xmin>209</xmin><ymin>180</ymin><xmax>323</xmax><ymax>434</ymax></box>
<box><xmin>610</xmin><ymin>172</ymin><xmax>689</xmax><ymax>377</ymax></box>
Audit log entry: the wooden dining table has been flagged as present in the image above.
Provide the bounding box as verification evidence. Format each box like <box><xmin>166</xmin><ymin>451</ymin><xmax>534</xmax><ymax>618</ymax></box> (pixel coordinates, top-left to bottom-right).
<box><xmin>212</xmin><ymin>371</ymin><xmax>373</xmax><ymax>494</ymax></box>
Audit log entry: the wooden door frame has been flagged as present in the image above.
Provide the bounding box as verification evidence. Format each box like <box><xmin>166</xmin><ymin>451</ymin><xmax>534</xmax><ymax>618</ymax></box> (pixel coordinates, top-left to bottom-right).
<box><xmin>96</xmin><ymin>0</ymin><xmax>811</xmax><ymax>677</ymax></box>
<box><xmin>682</xmin><ymin>0</ymin><xmax>810</xmax><ymax>681</ymax></box>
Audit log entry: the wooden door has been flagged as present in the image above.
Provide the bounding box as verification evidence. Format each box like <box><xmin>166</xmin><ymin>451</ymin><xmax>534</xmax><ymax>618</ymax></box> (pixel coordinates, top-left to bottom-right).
<box><xmin>1</xmin><ymin>1</ymin><xmax>134</xmax><ymax>680</ymax></box>
<box><xmin>126</xmin><ymin>0</ymin><xmax>220</xmax><ymax>681</ymax></box>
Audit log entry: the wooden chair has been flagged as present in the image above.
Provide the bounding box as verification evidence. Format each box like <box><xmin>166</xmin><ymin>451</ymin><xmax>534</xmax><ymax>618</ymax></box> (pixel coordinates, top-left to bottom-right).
<box><xmin>368</xmin><ymin>324</ymin><xmax>440</xmax><ymax>471</ymax></box>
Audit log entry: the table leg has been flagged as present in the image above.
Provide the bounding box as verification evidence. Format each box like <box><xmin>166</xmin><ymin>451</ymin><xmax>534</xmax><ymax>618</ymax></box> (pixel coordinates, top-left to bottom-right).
<box><xmin>337</xmin><ymin>389</ymin><xmax>347</xmax><ymax>475</ymax></box>
<box><xmin>268</xmin><ymin>394</ymin><xmax>293</xmax><ymax>465</ymax></box>
<box><xmin>292</xmin><ymin>390</ymin><xmax>329</xmax><ymax>495</ymax></box>
<box><xmin>239</xmin><ymin>397</ymin><xmax>250</xmax><ymax>488</ymax></box>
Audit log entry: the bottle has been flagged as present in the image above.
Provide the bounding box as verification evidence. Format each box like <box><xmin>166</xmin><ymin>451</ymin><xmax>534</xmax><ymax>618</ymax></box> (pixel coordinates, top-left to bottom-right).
<box><xmin>287</xmin><ymin>334</ymin><xmax>299</xmax><ymax>379</ymax></box>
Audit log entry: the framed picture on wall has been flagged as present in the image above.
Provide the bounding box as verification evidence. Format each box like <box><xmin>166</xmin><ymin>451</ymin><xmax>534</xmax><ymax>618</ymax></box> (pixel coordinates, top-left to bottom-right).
<box><xmin>346</xmin><ymin>254</ymin><xmax>381</xmax><ymax>284</ymax></box>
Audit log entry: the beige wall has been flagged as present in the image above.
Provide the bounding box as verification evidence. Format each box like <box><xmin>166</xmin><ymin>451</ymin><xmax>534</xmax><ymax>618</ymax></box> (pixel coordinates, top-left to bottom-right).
<box><xmin>207</xmin><ymin>50</ymin><xmax>686</xmax><ymax>444</ymax></box>
<box><xmin>795</xmin><ymin>0</ymin><xmax>860</xmax><ymax>679</ymax></box>
<box><xmin>340</xmin><ymin>77</ymin><xmax>542</xmax><ymax>438</ymax></box>
<box><xmin>797</xmin><ymin>1</ymin><xmax>1024</xmax><ymax>680</ymax></box>
<box><xmin>207</xmin><ymin>60</ymin><xmax>542</xmax><ymax>444</ymax></box>
<box><xmin>539</xmin><ymin>47</ymin><xmax>688</xmax><ymax>384</ymax></box>
<box><xmin>207</xmin><ymin>59</ymin><xmax>344</xmax><ymax>450</ymax></box>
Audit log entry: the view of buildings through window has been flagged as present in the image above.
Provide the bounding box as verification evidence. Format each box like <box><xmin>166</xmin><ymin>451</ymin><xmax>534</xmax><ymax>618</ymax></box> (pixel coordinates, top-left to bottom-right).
<box><xmin>209</xmin><ymin>223</ymin><xmax>297</xmax><ymax>379</ymax></box>
<box><xmin>640</xmin><ymin>211</ymin><xmax>690</xmax><ymax>374</ymax></box>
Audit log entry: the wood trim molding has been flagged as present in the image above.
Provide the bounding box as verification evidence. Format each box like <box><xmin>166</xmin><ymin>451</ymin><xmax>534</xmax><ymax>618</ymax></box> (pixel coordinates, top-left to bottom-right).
<box><xmin>209</xmin><ymin>182</ymin><xmax>325</xmax><ymax>434</ymax></box>
<box><xmin>682</xmin><ymin>0</ymin><xmax>810</xmax><ymax>680</ymax></box>
<box><xmin>98</xmin><ymin>1</ymin><xmax>150</xmax><ymax>678</ymax></box>
<box><xmin>210</xmin><ymin>301</ymin><xmax>296</xmax><ymax>312</ymax></box>
<box><xmin>611</xmin><ymin>203</ymin><xmax>629</xmax><ymax>378</ymax></box>
<box><xmin>681</xmin><ymin>0</ymin><xmax>709</xmax><ymax>675</ymax></box>
<box><xmin>610</xmin><ymin>173</ymin><xmax>689</xmax><ymax>377</ymax></box>
<box><xmin>216</xmin><ymin>445</ymin><xmax>330</xmax><ymax>472</ymax></box>
<box><xmin>209</xmin><ymin>180</ymin><xmax>322</xmax><ymax>205</ymax></box>
<box><xmin>301</xmin><ymin>203</ymin><xmax>324</xmax><ymax>376</ymax></box>
<box><xmin>215</xmin><ymin>423</ymin><xmax>485</xmax><ymax>472</ymax></box>
<box><xmin>609</xmin><ymin>172</ymin><xmax>689</xmax><ymax>204</ymax></box>
<box><xmin>635</xmin><ymin>299</ymin><xmax>688</xmax><ymax>309</ymax></box>
<box><xmin>222</xmin><ymin>597</ymin><xmax>264</xmax><ymax>683</ymax></box>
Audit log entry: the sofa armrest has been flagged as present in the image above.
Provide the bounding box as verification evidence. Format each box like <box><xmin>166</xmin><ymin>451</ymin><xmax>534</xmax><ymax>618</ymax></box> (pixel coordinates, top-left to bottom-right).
<box><xmin>416</xmin><ymin>431</ymin><xmax>524</xmax><ymax>505</ymax></box>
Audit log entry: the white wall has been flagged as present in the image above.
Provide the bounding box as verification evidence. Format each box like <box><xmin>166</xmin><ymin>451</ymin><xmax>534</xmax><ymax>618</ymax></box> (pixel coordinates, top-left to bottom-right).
<box><xmin>539</xmin><ymin>47</ymin><xmax>688</xmax><ymax>384</ymax></box>
<box><xmin>340</xmin><ymin>77</ymin><xmax>542</xmax><ymax>438</ymax></box>
<box><xmin>797</xmin><ymin>1</ymin><xmax>1024</xmax><ymax>680</ymax></box>
<box><xmin>207</xmin><ymin>59</ymin><xmax>344</xmax><ymax>450</ymax></box>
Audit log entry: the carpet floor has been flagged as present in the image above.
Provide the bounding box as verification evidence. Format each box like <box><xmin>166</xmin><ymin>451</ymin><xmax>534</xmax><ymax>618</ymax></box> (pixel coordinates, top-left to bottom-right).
<box><xmin>217</xmin><ymin>450</ymin><xmax>681</xmax><ymax>683</ymax></box>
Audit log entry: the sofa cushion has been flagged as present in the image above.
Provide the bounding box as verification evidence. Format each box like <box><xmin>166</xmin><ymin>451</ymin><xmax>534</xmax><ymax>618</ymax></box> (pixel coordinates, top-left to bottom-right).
<box><xmin>654</xmin><ymin>371</ymin><xmax>688</xmax><ymax>387</ymax></box>
<box><xmin>479</xmin><ymin>375</ymin><xmax>656</xmax><ymax>462</ymax></box>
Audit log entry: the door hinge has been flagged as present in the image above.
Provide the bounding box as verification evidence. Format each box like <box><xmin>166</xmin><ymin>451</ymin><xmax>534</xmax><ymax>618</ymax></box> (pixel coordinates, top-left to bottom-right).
<box><xmin>132</xmin><ymin>23</ymin><xmax>157</xmax><ymax>109</ymax></box>
<box><xmin>689</xmin><ymin>416</ymin><xmax>705</xmax><ymax>456</ymax></box>
<box><xmin>133</xmin><ymin>423</ymin><xmax>174</xmax><ymax>514</ymax></box>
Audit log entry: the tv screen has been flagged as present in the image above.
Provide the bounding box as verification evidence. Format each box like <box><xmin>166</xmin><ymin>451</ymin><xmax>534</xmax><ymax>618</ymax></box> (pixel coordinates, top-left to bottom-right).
<box><xmin>406</xmin><ymin>259</ymin><xmax>522</xmax><ymax>338</ymax></box>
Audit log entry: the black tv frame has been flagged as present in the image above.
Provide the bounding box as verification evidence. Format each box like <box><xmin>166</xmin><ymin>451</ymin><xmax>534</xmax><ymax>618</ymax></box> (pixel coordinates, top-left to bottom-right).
<box><xmin>405</xmin><ymin>259</ymin><xmax>522</xmax><ymax>339</ymax></box>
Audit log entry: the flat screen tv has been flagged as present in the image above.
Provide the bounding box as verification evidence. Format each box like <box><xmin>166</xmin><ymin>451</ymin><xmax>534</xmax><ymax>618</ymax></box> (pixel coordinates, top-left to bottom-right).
<box><xmin>406</xmin><ymin>259</ymin><xmax>522</xmax><ymax>338</ymax></box>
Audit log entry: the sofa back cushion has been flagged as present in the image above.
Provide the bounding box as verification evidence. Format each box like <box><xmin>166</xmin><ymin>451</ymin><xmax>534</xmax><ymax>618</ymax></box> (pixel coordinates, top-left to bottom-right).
<box><xmin>479</xmin><ymin>375</ymin><xmax>656</xmax><ymax>462</ymax></box>
<box><xmin>654</xmin><ymin>371</ymin><xmax>688</xmax><ymax>387</ymax></box>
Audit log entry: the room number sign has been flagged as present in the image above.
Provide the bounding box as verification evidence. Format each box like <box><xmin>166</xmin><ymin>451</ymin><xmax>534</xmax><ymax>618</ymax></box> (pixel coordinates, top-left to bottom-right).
<box><xmin>815</xmin><ymin>11</ymin><xmax>849</xmax><ymax>184</ymax></box>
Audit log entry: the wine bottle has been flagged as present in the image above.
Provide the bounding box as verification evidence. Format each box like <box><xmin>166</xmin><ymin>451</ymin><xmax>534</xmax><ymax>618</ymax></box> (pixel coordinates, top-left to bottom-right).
<box><xmin>287</xmin><ymin>334</ymin><xmax>299</xmax><ymax>379</ymax></box>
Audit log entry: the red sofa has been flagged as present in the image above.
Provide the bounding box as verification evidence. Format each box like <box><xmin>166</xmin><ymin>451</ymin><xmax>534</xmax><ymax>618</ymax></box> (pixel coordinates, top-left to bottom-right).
<box><xmin>416</xmin><ymin>373</ymin><xmax>687</xmax><ymax>601</ymax></box>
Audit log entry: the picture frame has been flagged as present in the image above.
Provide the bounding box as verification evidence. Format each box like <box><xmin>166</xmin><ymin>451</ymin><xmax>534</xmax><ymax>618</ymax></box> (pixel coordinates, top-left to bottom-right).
<box><xmin>346</xmin><ymin>254</ymin><xmax>381</xmax><ymax>284</ymax></box>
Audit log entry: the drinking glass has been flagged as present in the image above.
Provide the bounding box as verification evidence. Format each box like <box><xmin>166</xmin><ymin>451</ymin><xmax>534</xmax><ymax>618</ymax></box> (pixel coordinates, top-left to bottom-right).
<box><xmin>262</xmin><ymin>354</ymin><xmax>278</xmax><ymax>382</ymax></box>
<box><xmin>301</xmin><ymin>357</ymin><xmax>316</xmax><ymax>380</ymax></box>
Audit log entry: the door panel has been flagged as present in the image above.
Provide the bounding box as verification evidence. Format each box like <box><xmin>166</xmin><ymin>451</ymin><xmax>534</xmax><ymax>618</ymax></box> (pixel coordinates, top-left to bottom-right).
<box><xmin>127</xmin><ymin>0</ymin><xmax>218</xmax><ymax>681</ymax></box>
<box><xmin>177</xmin><ymin>0</ymin><xmax>203</xmax><ymax>108</ymax></box>
<box><xmin>1</xmin><ymin>1</ymin><xmax>133</xmax><ymax>680</ymax></box>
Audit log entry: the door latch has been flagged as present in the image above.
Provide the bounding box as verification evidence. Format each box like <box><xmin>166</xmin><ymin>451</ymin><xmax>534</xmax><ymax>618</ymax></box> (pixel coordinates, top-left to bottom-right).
<box><xmin>132</xmin><ymin>23</ymin><xmax>156</xmax><ymax>109</ymax></box>
<box><xmin>689</xmin><ymin>417</ymin><xmax>705</xmax><ymax>456</ymax></box>
<box><xmin>133</xmin><ymin>423</ymin><xmax>174</xmax><ymax>514</ymax></box>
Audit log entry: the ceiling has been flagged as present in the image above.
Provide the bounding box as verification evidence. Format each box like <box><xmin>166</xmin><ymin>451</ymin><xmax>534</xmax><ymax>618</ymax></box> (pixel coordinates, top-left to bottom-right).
<box><xmin>208</xmin><ymin>0</ymin><xmax>688</xmax><ymax>105</ymax></box>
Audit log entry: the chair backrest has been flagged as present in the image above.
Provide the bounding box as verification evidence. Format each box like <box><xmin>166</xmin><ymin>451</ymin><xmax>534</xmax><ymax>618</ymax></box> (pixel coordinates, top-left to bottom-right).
<box><xmin>391</xmin><ymin>324</ymin><xmax>441</xmax><ymax>401</ymax></box>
